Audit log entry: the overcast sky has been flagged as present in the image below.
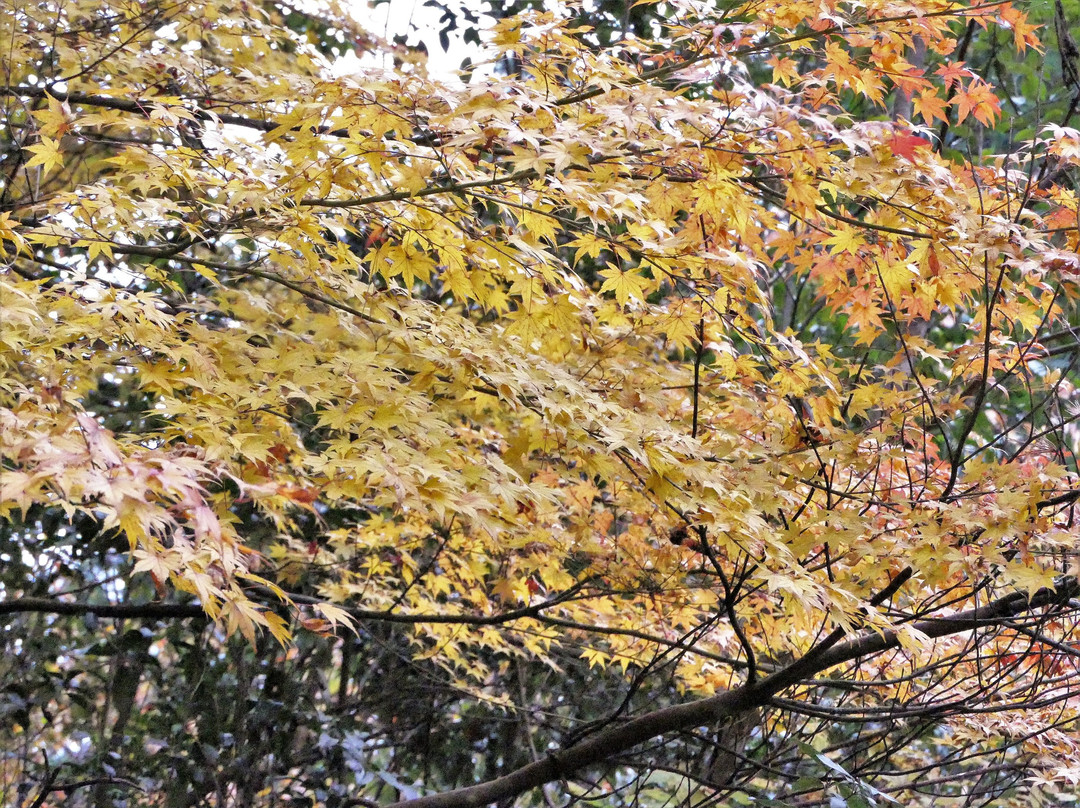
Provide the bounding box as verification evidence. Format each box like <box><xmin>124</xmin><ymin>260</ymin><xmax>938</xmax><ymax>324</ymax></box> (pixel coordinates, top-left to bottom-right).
<box><xmin>348</xmin><ymin>0</ymin><xmax>493</xmax><ymax>77</ymax></box>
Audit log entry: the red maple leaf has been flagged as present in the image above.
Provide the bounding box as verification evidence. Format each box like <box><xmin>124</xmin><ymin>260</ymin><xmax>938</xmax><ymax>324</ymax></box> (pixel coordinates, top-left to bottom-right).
<box><xmin>886</xmin><ymin>132</ymin><xmax>933</xmax><ymax>160</ymax></box>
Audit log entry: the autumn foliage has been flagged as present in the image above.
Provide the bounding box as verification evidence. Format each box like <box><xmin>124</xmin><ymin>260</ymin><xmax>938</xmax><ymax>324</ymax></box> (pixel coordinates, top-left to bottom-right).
<box><xmin>4</xmin><ymin>0</ymin><xmax>1080</xmax><ymax>803</ymax></box>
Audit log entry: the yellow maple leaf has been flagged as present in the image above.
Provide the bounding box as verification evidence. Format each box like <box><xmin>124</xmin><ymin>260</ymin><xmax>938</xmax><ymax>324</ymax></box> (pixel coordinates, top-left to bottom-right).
<box><xmin>598</xmin><ymin>267</ymin><xmax>652</xmax><ymax>305</ymax></box>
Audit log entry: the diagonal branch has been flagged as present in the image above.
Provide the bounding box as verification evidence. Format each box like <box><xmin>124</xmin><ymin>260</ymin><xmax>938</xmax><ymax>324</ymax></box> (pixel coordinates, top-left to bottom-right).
<box><xmin>387</xmin><ymin>574</ymin><xmax>1079</xmax><ymax>808</ymax></box>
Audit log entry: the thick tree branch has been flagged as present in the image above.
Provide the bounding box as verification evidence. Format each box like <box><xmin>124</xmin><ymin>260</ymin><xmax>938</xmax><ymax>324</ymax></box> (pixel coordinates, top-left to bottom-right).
<box><xmin>0</xmin><ymin>597</ymin><xmax>206</xmax><ymax>620</ymax></box>
<box><xmin>388</xmin><ymin>575</ymin><xmax>1079</xmax><ymax>808</ymax></box>
<box><xmin>0</xmin><ymin>581</ymin><xmax>592</xmax><ymax>627</ymax></box>
<box><xmin>0</xmin><ymin>87</ymin><xmax>347</xmax><ymax>138</ymax></box>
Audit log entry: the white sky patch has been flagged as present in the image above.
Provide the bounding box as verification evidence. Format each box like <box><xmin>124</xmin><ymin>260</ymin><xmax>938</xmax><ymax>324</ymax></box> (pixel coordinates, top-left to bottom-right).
<box><xmin>337</xmin><ymin>0</ymin><xmax>494</xmax><ymax>79</ymax></box>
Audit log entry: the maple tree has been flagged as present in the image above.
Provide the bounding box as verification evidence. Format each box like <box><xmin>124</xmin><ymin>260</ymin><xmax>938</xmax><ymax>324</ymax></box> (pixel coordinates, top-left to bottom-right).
<box><xmin>3</xmin><ymin>0</ymin><xmax>1080</xmax><ymax>804</ymax></box>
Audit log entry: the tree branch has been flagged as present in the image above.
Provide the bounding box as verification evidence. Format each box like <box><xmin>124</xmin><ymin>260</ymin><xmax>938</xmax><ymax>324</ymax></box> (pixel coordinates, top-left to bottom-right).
<box><xmin>0</xmin><ymin>597</ymin><xmax>206</xmax><ymax>620</ymax></box>
<box><xmin>388</xmin><ymin>575</ymin><xmax>1079</xmax><ymax>808</ymax></box>
<box><xmin>0</xmin><ymin>581</ymin><xmax>593</xmax><ymax>628</ymax></box>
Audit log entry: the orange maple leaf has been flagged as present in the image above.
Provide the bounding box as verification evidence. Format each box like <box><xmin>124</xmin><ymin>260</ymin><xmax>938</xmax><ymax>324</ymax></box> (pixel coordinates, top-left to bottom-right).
<box><xmin>913</xmin><ymin>90</ymin><xmax>949</xmax><ymax>125</ymax></box>
<box><xmin>936</xmin><ymin>62</ymin><xmax>973</xmax><ymax>89</ymax></box>
<box><xmin>953</xmin><ymin>80</ymin><xmax>1001</xmax><ymax>126</ymax></box>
